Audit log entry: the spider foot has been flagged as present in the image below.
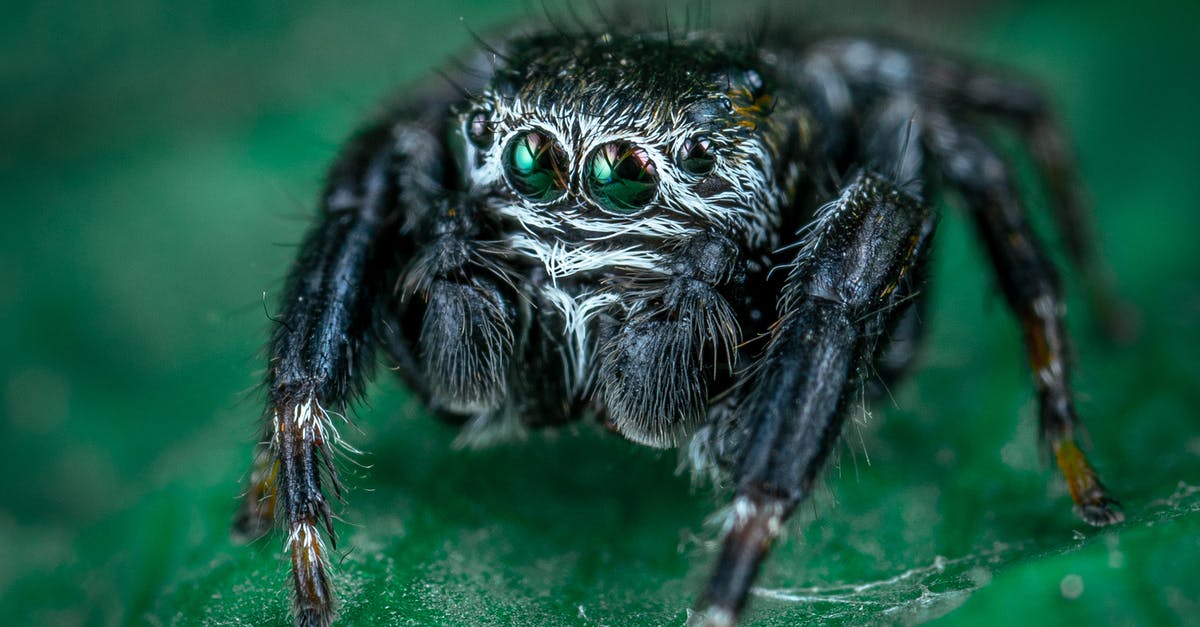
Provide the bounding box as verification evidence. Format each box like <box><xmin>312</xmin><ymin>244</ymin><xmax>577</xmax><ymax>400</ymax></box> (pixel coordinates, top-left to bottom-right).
<box><xmin>296</xmin><ymin>608</ymin><xmax>333</xmax><ymax>627</ymax></box>
<box><xmin>688</xmin><ymin>606</ymin><xmax>736</xmax><ymax>627</ymax></box>
<box><xmin>1054</xmin><ymin>439</ymin><xmax>1124</xmax><ymax>526</ymax></box>
<box><xmin>289</xmin><ymin>521</ymin><xmax>336</xmax><ymax>627</ymax></box>
<box><xmin>1077</xmin><ymin>495</ymin><xmax>1124</xmax><ymax>527</ymax></box>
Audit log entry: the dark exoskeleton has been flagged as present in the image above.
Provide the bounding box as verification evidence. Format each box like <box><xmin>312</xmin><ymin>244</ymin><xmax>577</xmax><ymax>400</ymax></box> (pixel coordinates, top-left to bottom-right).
<box><xmin>233</xmin><ymin>24</ymin><xmax>1125</xmax><ymax>627</ymax></box>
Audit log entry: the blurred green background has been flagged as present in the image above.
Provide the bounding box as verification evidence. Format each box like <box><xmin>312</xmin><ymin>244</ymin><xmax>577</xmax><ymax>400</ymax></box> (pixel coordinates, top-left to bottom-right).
<box><xmin>2</xmin><ymin>1</ymin><xmax>1198</xmax><ymax>625</ymax></box>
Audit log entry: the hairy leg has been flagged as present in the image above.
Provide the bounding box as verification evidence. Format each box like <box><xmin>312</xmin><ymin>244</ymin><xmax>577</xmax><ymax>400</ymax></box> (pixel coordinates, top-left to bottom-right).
<box><xmin>233</xmin><ymin>119</ymin><xmax>443</xmax><ymax>627</ymax></box>
<box><xmin>859</xmin><ymin>94</ymin><xmax>932</xmax><ymax>390</ymax></box>
<box><xmin>809</xmin><ymin>37</ymin><xmax>1133</xmax><ymax>340</ymax></box>
<box><xmin>697</xmin><ymin>172</ymin><xmax>936</xmax><ymax>625</ymax></box>
<box><xmin>923</xmin><ymin>108</ymin><xmax>1122</xmax><ymax>525</ymax></box>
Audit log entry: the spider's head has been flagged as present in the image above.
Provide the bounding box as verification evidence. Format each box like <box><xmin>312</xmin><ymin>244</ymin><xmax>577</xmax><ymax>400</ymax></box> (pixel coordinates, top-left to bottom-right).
<box><xmin>452</xmin><ymin>32</ymin><xmax>789</xmax><ymax>262</ymax></box>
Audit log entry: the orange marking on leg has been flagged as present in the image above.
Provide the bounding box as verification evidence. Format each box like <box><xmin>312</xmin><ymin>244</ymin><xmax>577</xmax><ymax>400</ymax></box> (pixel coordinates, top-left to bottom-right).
<box><xmin>1053</xmin><ymin>438</ymin><xmax>1123</xmax><ymax>525</ymax></box>
<box><xmin>233</xmin><ymin>448</ymin><xmax>281</xmax><ymax>541</ymax></box>
<box><xmin>258</xmin><ymin>459</ymin><xmax>280</xmax><ymax>521</ymax></box>
<box><xmin>1023</xmin><ymin>315</ymin><xmax>1053</xmax><ymax>373</ymax></box>
<box><xmin>1053</xmin><ymin>439</ymin><xmax>1097</xmax><ymax>506</ymax></box>
<box><xmin>290</xmin><ymin>521</ymin><xmax>335</xmax><ymax>619</ymax></box>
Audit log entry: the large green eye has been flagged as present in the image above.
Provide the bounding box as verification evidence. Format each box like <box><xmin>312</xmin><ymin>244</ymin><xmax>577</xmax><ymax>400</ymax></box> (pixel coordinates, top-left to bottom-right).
<box><xmin>503</xmin><ymin>130</ymin><xmax>568</xmax><ymax>201</ymax></box>
<box><xmin>586</xmin><ymin>142</ymin><xmax>658</xmax><ymax>214</ymax></box>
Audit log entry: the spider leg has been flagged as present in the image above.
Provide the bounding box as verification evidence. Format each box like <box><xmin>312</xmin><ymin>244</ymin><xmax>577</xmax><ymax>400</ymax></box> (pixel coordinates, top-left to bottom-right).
<box><xmin>859</xmin><ymin>94</ymin><xmax>931</xmax><ymax>393</ymax></box>
<box><xmin>812</xmin><ymin>37</ymin><xmax>1133</xmax><ymax>340</ymax></box>
<box><xmin>922</xmin><ymin>55</ymin><xmax>1135</xmax><ymax>341</ymax></box>
<box><xmin>923</xmin><ymin>108</ymin><xmax>1123</xmax><ymax>526</ymax></box>
<box><xmin>233</xmin><ymin>118</ymin><xmax>444</xmax><ymax>627</ymax></box>
<box><xmin>697</xmin><ymin>171</ymin><xmax>936</xmax><ymax>626</ymax></box>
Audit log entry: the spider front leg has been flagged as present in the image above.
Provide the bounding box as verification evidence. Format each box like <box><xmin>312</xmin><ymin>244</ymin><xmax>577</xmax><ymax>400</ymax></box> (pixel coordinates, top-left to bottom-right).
<box><xmin>697</xmin><ymin>172</ymin><xmax>936</xmax><ymax>626</ymax></box>
<box><xmin>598</xmin><ymin>232</ymin><xmax>743</xmax><ymax>447</ymax></box>
<box><xmin>233</xmin><ymin>119</ymin><xmax>443</xmax><ymax>627</ymax></box>
<box><xmin>923</xmin><ymin>109</ymin><xmax>1122</xmax><ymax>525</ymax></box>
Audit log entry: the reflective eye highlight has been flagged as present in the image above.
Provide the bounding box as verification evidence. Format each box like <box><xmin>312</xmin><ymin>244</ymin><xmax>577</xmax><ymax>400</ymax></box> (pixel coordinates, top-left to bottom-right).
<box><xmin>677</xmin><ymin>136</ymin><xmax>715</xmax><ymax>176</ymax></box>
<box><xmin>586</xmin><ymin>142</ymin><xmax>657</xmax><ymax>214</ymax></box>
<box><xmin>503</xmin><ymin>130</ymin><xmax>568</xmax><ymax>201</ymax></box>
<box><xmin>465</xmin><ymin>110</ymin><xmax>493</xmax><ymax>148</ymax></box>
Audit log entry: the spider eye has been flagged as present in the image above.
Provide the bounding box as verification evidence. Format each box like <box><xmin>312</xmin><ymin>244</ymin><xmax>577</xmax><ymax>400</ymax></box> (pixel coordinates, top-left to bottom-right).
<box><xmin>465</xmin><ymin>110</ymin><xmax>493</xmax><ymax>149</ymax></box>
<box><xmin>503</xmin><ymin>130</ymin><xmax>568</xmax><ymax>201</ymax></box>
<box><xmin>586</xmin><ymin>142</ymin><xmax>658</xmax><ymax>214</ymax></box>
<box><xmin>677</xmin><ymin>135</ymin><xmax>716</xmax><ymax>176</ymax></box>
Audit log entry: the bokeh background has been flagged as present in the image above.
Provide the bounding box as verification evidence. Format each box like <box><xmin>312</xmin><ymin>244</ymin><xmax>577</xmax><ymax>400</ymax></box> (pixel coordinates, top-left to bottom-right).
<box><xmin>2</xmin><ymin>1</ymin><xmax>1198</xmax><ymax>625</ymax></box>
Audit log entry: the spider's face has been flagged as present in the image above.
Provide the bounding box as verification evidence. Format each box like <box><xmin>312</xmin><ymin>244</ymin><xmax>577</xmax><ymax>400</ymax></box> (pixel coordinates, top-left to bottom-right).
<box><xmin>450</xmin><ymin>33</ymin><xmax>786</xmax><ymax>280</ymax></box>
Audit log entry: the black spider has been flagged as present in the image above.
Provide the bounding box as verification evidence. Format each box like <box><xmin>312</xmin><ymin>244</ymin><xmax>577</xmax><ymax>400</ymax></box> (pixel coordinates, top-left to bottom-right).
<box><xmin>233</xmin><ymin>18</ymin><xmax>1126</xmax><ymax>627</ymax></box>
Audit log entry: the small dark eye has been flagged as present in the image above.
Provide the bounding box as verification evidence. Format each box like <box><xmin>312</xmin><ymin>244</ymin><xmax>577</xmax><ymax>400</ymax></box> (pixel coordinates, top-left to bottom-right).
<box><xmin>586</xmin><ymin>142</ymin><xmax>658</xmax><ymax>214</ymax></box>
<box><xmin>677</xmin><ymin>136</ymin><xmax>716</xmax><ymax>176</ymax></box>
<box><xmin>466</xmin><ymin>110</ymin><xmax>493</xmax><ymax>149</ymax></box>
<box><xmin>503</xmin><ymin>130</ymin><xmax>569</xmax><ymax>202</ymax></box>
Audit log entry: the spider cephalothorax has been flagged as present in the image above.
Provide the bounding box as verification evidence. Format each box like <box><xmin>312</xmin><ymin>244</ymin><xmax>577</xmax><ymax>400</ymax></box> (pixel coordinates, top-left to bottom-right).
<box><xmin>428</xmin><ymin>32</ymin><xmax>807</xmax><ymax>447</ymax></box>
<box><xmin>234</xmin><ymin>22</ymin><xmax>1124</xmax><ymax>627</ymax></box>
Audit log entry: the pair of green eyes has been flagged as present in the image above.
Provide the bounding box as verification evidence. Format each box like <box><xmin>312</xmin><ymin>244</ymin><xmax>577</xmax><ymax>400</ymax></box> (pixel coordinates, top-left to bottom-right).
<box><xmin>475</xmin><ymin>124</ymin><xmax>716</xmax><ymax>214</ymax></box>
<box><xmin>505</xmin><ymin>134</ymin><xmax>660</xmax><ymax>213</ymax></box>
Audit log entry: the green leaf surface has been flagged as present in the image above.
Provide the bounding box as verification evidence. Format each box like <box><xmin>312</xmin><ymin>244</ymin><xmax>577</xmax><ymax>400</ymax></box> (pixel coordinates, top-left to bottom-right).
<box><xmin>2</xmin><ymin>1</ymin><xmax>1198</xmax><ymax>625</ymax></box>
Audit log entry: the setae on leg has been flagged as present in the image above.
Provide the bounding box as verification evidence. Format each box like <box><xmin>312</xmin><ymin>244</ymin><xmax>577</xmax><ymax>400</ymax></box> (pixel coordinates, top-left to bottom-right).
<box><xmin>811</xmin><ymin>36</ymin><xmax>1132</xmax><ymax>340</ymax></box>
<box><xmin>234</xmin><ymin>119</ymin><xmax>443</xmax><ymax>627</ymax></box>
<box><xmin>598</xmin><ymin>232</ymin><xmax>744</xmax><ymax>447</ymax></box>
<box><xmin>923</xmin><ymin>108</ymin><xmax>1122</xmax><ymax>525</ymax></box>
<box><xmin>697</xmin><ymin>172</ymin><xmax>937</xmax><ymax>625</ymax></box>
<box><xmin>401</xmin><ymin>197</ymin><xmax>517</xmax><ymax>417</ymax></box>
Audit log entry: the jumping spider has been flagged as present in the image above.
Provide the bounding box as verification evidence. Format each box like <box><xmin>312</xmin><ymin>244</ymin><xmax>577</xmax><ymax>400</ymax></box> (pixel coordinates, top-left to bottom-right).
<box><xmin>234</xmin><ymin>19</ymin><xmax>1125</xmax><ymax>627</ymax></box>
